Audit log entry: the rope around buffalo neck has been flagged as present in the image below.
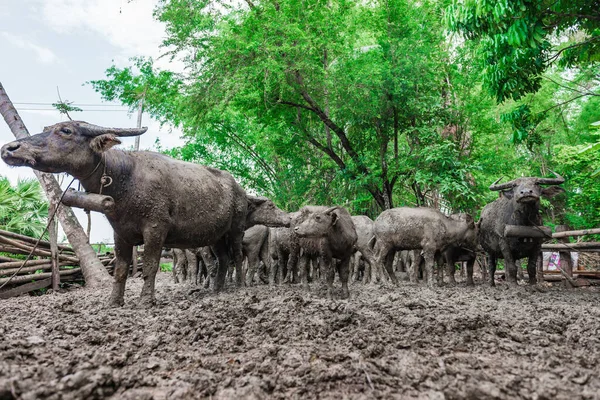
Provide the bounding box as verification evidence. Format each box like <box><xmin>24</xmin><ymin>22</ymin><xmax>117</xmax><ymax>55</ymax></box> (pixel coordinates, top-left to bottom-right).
<box><xmin>0</xmin><ymin>177</ymin><xmax>78</xmax><ymax>291</ymax></box>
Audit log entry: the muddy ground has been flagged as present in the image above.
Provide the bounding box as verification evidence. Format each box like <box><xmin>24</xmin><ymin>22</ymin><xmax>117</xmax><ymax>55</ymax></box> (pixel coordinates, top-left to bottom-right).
<box><xmin>1</xmin><ymin>272</ymin><xmax>599</xmax><ymax>400</ymax></box>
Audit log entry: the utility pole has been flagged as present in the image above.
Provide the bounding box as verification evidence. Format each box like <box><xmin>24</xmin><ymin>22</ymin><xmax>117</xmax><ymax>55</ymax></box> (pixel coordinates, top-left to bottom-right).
<box><xmin>131</xmin><ymin>94</ymin><xmax>145</xmax><ymax>277</ymax></box>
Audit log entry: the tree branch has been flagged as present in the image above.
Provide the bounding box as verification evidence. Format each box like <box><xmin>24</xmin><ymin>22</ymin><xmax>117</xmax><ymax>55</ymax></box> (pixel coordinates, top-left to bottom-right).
<box><xmin>293</xmin><ymin>70</ymin><xmax>369</xmax><ymax>174</ymax></box>
<box><xmin>546</xmin><ymin>36</ymin><xmax>600</xmax><ymax>65</ymax></box>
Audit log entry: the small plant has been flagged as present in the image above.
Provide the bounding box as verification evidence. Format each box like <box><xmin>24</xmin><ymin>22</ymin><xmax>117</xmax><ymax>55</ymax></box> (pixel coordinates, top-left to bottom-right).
<box><xmin>160</xmin><ymin>262</ymin><xmax>173</xmax><ymax>272</ymax></box>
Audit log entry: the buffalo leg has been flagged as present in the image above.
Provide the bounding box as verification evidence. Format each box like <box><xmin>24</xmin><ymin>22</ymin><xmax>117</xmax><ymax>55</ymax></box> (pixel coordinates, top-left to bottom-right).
<box><xmin>185</xmin><ymin>249</ymin><xmax>198</xmax><ymax>286</ymax></box>
<box><xmin>352</xmin><ymin>253</ymin><xmax>362</xmax><ymax>283</ymax></box>
<box><xmin>173</xmin><ymin>248</ymin><xmax>188</xmax><ymax>283</ymax></box>
<box><xmin>230</xmin><ymin>235</ymin><xmax>244</xmax><ymax>288</ymax></box>
<box><xmin>339</xmin><ymin>257</ymin><xmax>351</xmax><ymax>299</ymax></box>
<box><xmin>447</xmin><ymin>255</ymin><xmax>457</xmax><ymax>285</ymax></box>
<box><xmin>245</xmin><ymin>248</ymin><xmax>261</xmax><ymax>286</ymax></box>
<box><xmin>410</xmin><ymin>251</ymin><xmax>422</xmax><ymax>283</ymax></box>
<box><xmin>299</xmin><ymin>255</ymin><xmax>310</xmax><ymax>290</ymax></box>
<box><xmin>201</xmin><ymin>246</ymin><xmax>217</xmax><ymax>289</ymax></box>
<box><xmin>285</xmin><ymin>247</ymin><xmax>299</xmax><ymax>284</ymax></box>
<box><xmin>275</xmin><ymin>246</ymin><xmax>287</xmax><ymax>284</ymax></box>
<box><xmin>500</xmin><ymin>243</ymin><xmax>518</xmax><ymax>285</ymax></box>
<box><xmin>423</xmin><ymin>251</ymin><xmax>435</xmax><ymax>287</ymax></box>
<box><xmin>213</xmin><ymin>239</ymin><xmax>230</xmax><ymax>292</ymax></box>
<box><xmin>324</xmin><ymin>257</ymin><xmax>335</xmax><ymax>299</ymax></box>
<box><xmin>383</xmin><ymin>250</ymin><xmax>399</xmax><ymax>285</ymax></box>
<box><xmin>488</xmin><ymin>254</ymin><xmax>497</xmax><ymax>287</ymax></box>
<box><xmin>466</xmin><ymin>258</ymin><xmax>475</xmax><ymax>286</ymax></box>
<box><xmin>139</xmin><ymin>232</ymin><xmax>167</xmax><ymax>307</ymax></box>
<box><xmin>516</xmin><ymin>259</ymin><xmax>524</xmax><ymax>280</ymax></box>
<box><xmin>375</xmin><ymin>243</ymin><xmax>392</xmax><ymax>285</ymax></box>
<box><xmin>527</xmin><ymin>252</ymin><xmax>538</xmax><ymax>285</ymax></box>
<box><xmin>108</xmin><ymin>234</ymin><xmax>133</xmax><ymax>307</ymax></box>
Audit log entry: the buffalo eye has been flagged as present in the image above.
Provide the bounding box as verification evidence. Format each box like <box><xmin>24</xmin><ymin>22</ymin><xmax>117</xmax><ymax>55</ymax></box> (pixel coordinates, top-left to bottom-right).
<box><xmin>60</xmin><ymin>127</ymin><xmax>72</xmax><ymax>135</ymax></box>
<box><xmin>315</xmin><ymin>215</ymin><xmax>321</xmax><ymax>221</ymax></box>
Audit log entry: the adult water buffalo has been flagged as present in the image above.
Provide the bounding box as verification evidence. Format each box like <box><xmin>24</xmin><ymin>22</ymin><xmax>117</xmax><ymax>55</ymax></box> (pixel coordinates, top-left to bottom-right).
<box><xmin>374</xmin><ymin>207</ymin><xmax>478</xmax><ymax>286</ymax></box>
<box><xmin>243</xmin><ymin>225</ymin><xmax>271</xmax><ymax>286</ymax></box>
<box><xmin>350</xmin><ymin>215</ymin><xmax>380</xmax><ymax>284</ymax></box>
<box><xmin>479</xmin><ymin>173</ymin><xmax>564</xmax><ymax>286</ymax></box>
<box><xmin>293</xmin><ymin>206</ymin><xmax>357</xmax><ymax>298</ymax></box>
<box><xmin>1</xmin><ymin>121</ymin><xmax>249</xmax><ymax>307</ymax></box>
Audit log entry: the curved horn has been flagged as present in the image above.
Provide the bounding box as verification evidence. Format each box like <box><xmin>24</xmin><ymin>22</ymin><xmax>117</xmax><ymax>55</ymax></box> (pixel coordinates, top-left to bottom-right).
<box><xmin>537</xmin><ymin>170</ymin><xmax>565</xmax><ymax>186</ymax></box>
<box><xmin>489</xmin><ymin>177</ymin><xmax>516</xmax><ymax>191</ymax></box>
<box><xmin>78</xmin><ymin>122</ymin><xmax>148</xmax><ymax>137</ymax></box>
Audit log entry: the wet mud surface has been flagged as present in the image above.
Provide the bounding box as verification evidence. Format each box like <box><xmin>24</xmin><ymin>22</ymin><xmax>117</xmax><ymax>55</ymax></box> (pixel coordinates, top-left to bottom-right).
<box><xmin>1</xmin><ymin>272</ymin><xmax>599</xmax><ymax>399</ymax></box>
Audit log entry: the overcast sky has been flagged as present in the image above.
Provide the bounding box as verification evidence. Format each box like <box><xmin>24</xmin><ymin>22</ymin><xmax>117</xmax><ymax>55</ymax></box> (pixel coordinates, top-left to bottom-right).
<box><xmin>0</xmin><ymin>0</ymin><xmax>186</xmax><ymax>243</ymax></box>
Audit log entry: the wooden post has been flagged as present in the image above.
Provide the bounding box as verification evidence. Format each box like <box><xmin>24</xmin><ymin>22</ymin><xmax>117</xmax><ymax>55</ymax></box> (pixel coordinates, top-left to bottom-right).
<box><xmin>49</xmin><ymin>203</ymin><xmax>60</xmax><ymax>291</ymax></box>
<box><xmin>556</xmin><ymin>225</ymin><xmax>573</xmax><ymax>278</ymax></box>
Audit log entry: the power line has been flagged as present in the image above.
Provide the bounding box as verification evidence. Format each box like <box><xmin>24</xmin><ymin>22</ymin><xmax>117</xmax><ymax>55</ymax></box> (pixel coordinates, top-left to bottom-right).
<box><xmin>18</xmin><ymin>108</ymin><xmax>131</xmax><ymax>112</ymax></box>
<box><xmin>13</xmin><ymin>102</ymin><xmax>130</xmax><ymax>107</ymax></box>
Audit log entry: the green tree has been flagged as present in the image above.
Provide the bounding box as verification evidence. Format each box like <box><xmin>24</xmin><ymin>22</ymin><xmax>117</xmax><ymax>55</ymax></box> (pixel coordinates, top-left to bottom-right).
<box><xmin>0</xmin><ymin>177</ymin><xmax>49</xmax><ymax>238</ymax></box>
<box><xmin>88</xmin><ymin>57</ymin><xmax>183</xmax><ymax>126</ymax></box>
<box><xmin>446</xmin><ymin>0</ymin><xmax>600</xmax><ymax>103</ymax></box>
<box><xmin>152</xmin><ymin>0</ymin><xmax>481</xmax><ymax>211</ymax></box>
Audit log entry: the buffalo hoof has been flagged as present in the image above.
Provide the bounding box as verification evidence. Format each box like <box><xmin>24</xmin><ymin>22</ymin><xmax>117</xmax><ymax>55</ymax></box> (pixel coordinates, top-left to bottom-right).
<box><xmin>107</xmin><ymin>298</ymin><xmax>124</xmax><ymax>308</ymax></box>
<box><xmin>137</xmin><ymin>296</ymin><xmax>156</xmax><ymax>309</ymax></box>
<box><xmin>466</xmin><ymin>280</ymin><xmax>474</xmax><ymax>287</ymax></box>
<box><xmin>341</xmin><ymin>289</ymin><xmax>350</xmax><ymax>299</ymax></box>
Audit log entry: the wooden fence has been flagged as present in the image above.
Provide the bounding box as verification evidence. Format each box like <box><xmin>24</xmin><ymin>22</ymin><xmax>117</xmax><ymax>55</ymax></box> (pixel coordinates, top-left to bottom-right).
<box><xmin>0</xmin><ymin>229</ymin><xmax>117</xmax><ymax>299</ymax></box>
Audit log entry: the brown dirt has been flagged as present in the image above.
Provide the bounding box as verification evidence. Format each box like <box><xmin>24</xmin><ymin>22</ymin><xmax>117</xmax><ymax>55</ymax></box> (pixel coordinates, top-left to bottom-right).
<box><xmin>1</xmin><ymin>273</ymin><xmax>599</xmax><ymax>400</ymax></box>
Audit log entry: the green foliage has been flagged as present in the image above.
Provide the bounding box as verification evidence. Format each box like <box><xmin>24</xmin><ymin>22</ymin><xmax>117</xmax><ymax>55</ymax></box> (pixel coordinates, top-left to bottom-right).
<box><xmin>52</xmin><ymin>100</ymin><xmax>82</xmax><ymax>117</ymax></box>
<box><xmin>0</xmin><ymin>177</ymin><xmax>49</xmax><ymax>239</ymax></box>
<box><xmin>447</xmin><ymin>0</ymin><xmax>600</xmax><ymax>103</ymax></box>
<box><xmin>151</xmin><ymin>0</ymin><xmax>486</xmax><ymax>212</ymax></box>
<box><xmin>88</xmin><ymin>57</ymin><xmax>184</xmax><ymax>125</ymax></box>
<box><xmin>160</xmin><ymin>262</ymin><xmax>173</xmax><ymax>272</ymax></box>
<box><xmin>84</xmin><ymin>0</ymin><xmax>598</xmax><ymax>231</ymax></box>
<box><xmin>554</xmin><ymin>143</ymin><xmax>600</xmax><ymax>229</ymax></box>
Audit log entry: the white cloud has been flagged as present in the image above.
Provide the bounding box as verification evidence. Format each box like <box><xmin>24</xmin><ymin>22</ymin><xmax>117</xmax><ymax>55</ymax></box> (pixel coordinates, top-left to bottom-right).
<box><xmin>0</xmin><ymin>31</ymin><xmax>59</xmax><ymax>64</ymax></box>
<box><xmin>39</xmin><ymin>0</ymin><xmax>165</xmax><ymax>57</ymax></box>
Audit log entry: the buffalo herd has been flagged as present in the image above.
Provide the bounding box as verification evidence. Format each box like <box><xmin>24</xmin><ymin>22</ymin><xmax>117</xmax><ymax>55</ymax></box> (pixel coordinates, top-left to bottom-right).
<box><xmin>1</xmin><ymin>121</ymin><xmax>565</xmax><ymax>305</ymax></box>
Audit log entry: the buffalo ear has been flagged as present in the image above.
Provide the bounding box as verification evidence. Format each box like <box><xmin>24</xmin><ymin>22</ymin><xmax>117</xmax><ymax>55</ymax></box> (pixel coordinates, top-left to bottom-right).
<box><xmin>464</xmin><ymin>214</ymin><xmax>474</xmax><ymax>226</ymax></box>
<box><xmin>500</xmin><ymin>189</ymin><xmax>514</xmax><ymax>200</ymax></box>
<box><xmin>90</xmin><ymin>134</ymin><xmax>121</xmax><ymax>153</ymax></box>
<box><xmin>330</xmin><ymin>211</ymin><xmax>339</xmax><ymax>226</ymax></box>
<box><xmin>541</xmin><ymin>186</ymin><xmax>565</xmax><ymax>198</ymax></box>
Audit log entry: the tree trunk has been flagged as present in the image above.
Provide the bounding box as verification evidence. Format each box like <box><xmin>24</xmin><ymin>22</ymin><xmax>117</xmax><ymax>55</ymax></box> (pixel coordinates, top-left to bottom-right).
<box><xmin>0</xmin><ymin>81</ymin><xmax>112</xmax><ymax>288</ymax></box>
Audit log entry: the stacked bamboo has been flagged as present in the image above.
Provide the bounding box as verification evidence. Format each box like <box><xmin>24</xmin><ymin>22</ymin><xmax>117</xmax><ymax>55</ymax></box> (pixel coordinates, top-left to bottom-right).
<box><xmin>0</xmin><ymin>229</ymin><xmax>116</xmax><ymax>298</ymax></box>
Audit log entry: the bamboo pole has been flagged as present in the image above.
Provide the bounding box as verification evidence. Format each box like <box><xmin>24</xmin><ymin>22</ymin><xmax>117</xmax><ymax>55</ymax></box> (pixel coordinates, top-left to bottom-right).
<box><xmin>0</xmin><ymin>268</ymin><xmax>82</xmax><ymax>285</ymax></box>
<box><xmin>0</xmin><ymin>236</ymin><xmax>79</xmax><ymax>263</ymax></box>
<box><xmin>0</xmin><ymin>279</ymin><xmax>52</xmax><ymax>299</ymax></box>
<box><xmin>542</xmin><ymin>242</ymin><xmax>600</xmax><ymax>250</ymax></box>
<box><xmin>0</xmin><ymin>82</ymin><xmax>111</xmax><ymax>288</ymax></box>
<box><xmin>0</xmin><ymin>258</ymin><xmax>59</xmax><ymax>269</ymax></box>
<box><xmin>552</xmin><ymin>228</ymin><xmax>600</xmax><ymax>238</ymax></box>
<box><xmin>0</xmin><ymin>262</ymin><xmax>75</xmax><ymax>276</ymax></box>
<box><xmin>0</xmin><ymin>229</ymin><xmax>74</xmax><ymax>252</ymax></box>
